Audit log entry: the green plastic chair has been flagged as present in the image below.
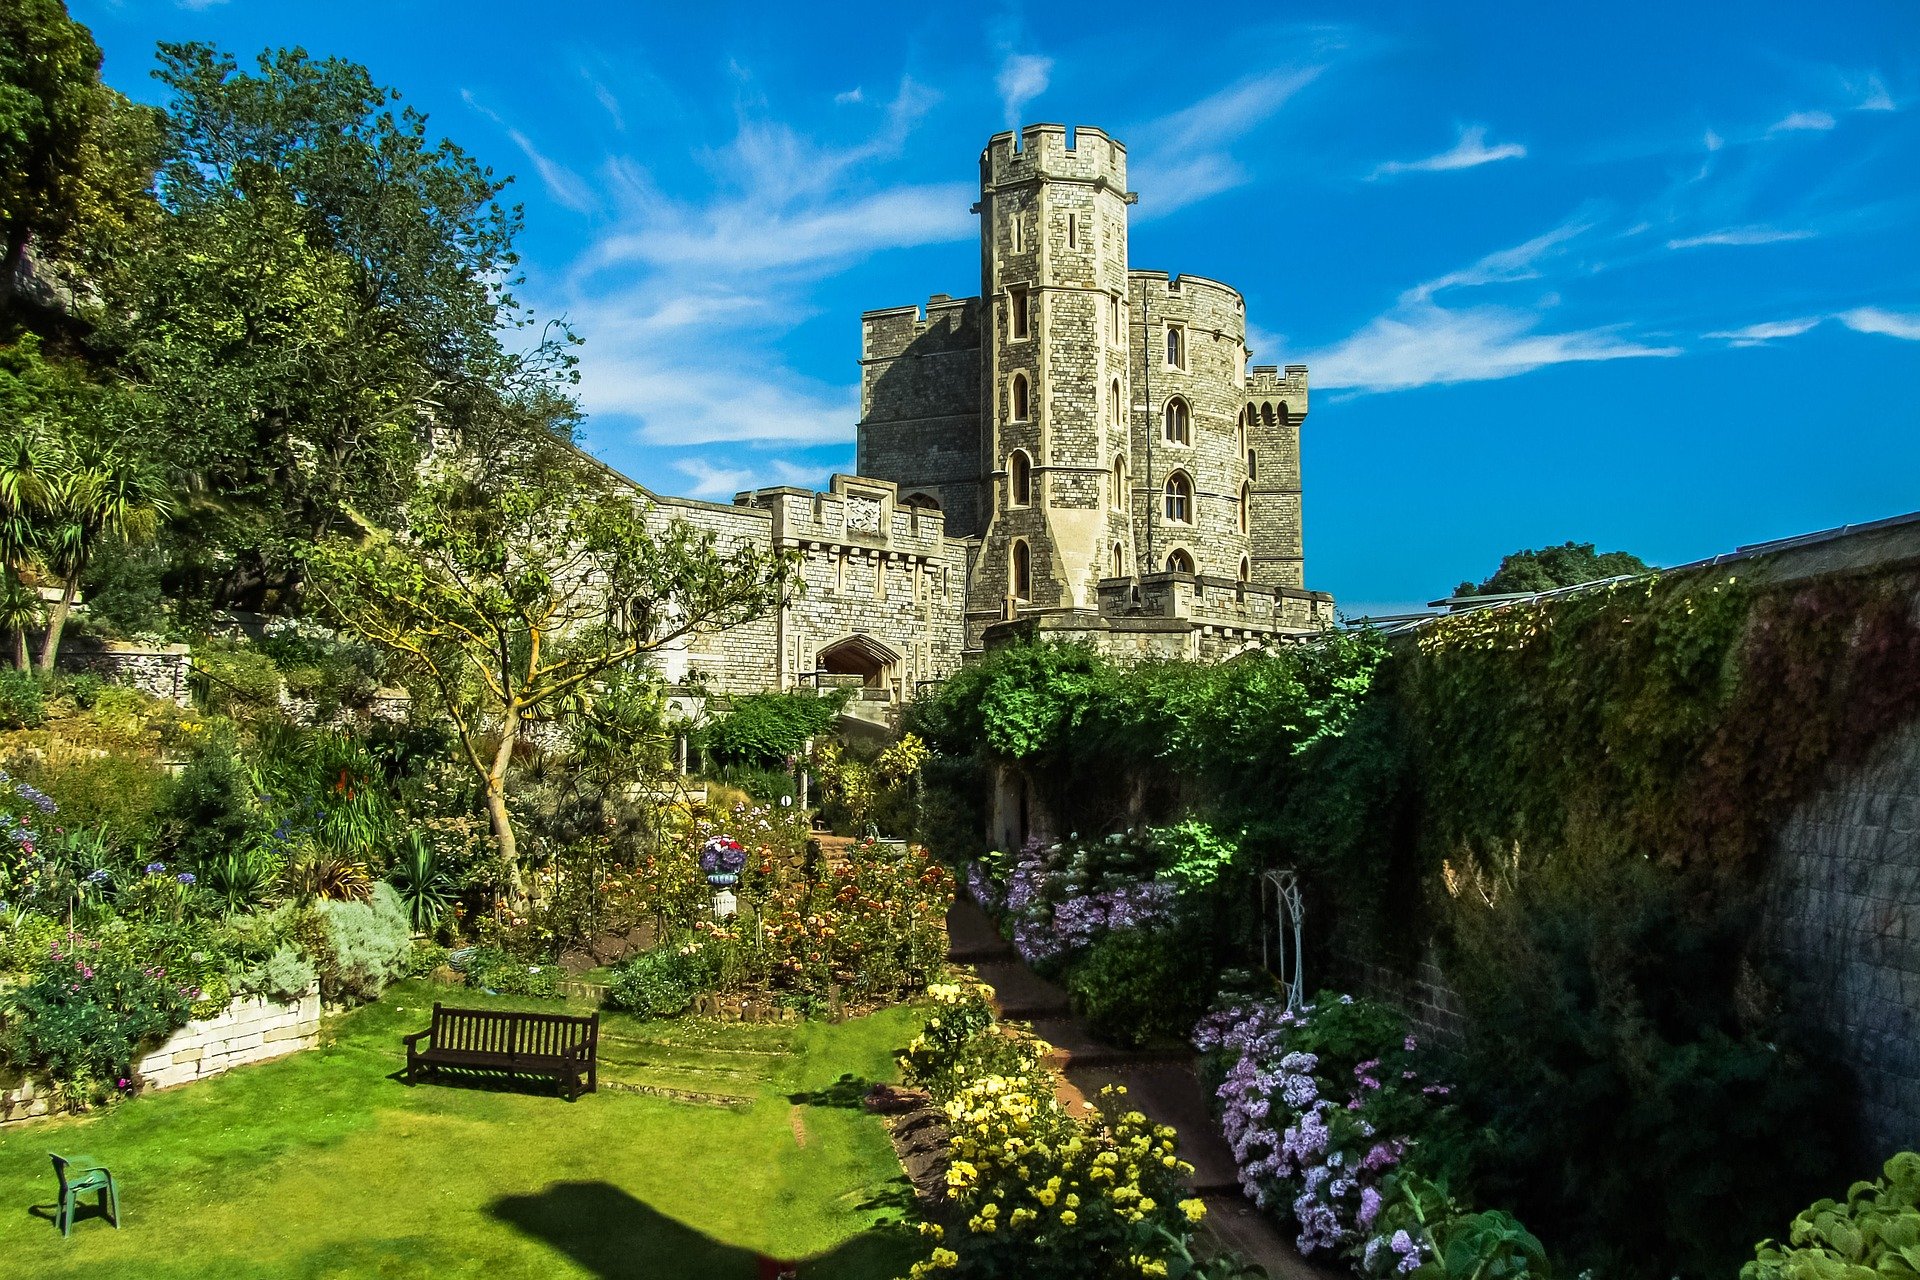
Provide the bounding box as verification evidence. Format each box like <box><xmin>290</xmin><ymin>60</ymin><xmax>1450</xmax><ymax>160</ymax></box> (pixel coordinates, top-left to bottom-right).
<box><xmin>49</xmin><ymin>1153</ymin><xmax>119</xmax><ymax>1237</ymax></box>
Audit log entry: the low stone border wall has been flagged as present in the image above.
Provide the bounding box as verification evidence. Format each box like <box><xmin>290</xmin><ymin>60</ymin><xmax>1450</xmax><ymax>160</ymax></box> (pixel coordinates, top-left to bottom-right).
<box><xmin>0</xmin><ymin>986</ymin><xmax>321</xmax><ymax>1126</ymax></box>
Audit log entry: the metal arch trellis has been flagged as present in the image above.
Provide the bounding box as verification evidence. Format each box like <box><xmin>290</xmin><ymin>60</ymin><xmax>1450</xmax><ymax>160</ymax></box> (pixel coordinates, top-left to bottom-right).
<box><xmin>1262</xmin><ymin>868</ymin><xmax>1306</xmax><ymax>1012</ymax></box>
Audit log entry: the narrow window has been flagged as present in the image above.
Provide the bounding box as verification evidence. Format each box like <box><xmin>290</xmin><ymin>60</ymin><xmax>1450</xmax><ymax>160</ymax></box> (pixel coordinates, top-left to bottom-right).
<box><xmin>1067</xmin><ymin>212</ymin><xmax>1078</xmax><ymax>248</ymax></box>
<box><xmin>1166</xmin><ymin>325</ymin><xmax>1184</xmax><ymax>368</ymax></box>
<box><xmin>1239</xmin><ymin>556</ymin><xmax>1252</xmax><ymax>584</ymax></box>
<box><xmin>1110</xmin><ymin>378</ymin><xmax>1122</xmax><ymax>426</ymax></box>
<box><xmin>1109</xmin><ymin>295</ymin><xmax>1121</xmax><ymax>344</ymax></box>
<box><xmin>1011</xmin><ymin>539</ymin><xmax>1031</xmax><ymax>600</ymax></box>
<box><xmin>1111</xmin><ymin>454</ymin><xmax>1126</xmax><ymax>510</ymax></box>
<box><xmin>1011</xmin><ymin>373</ymin><xmax>1029</xmax><ymax>421</ymax></box>
<box><xmin>1112</xmin><ymin>543</ymin><xmax>1126</xmax><ymax>578</ymax></box>
<box><xmin>1010</xmin><ymin>286</ymin><xmax>1029</xmax><ymax>340</ymax></box>
<box><xmin>1166</xmin><ymin>548</ymin><xmax>1194</xmax><ymax>574</ymax></box>
<box><xmin>1247</xmin><ymin>449</ymin><xmax>1257</xmax><ymax>480</ymax></box>
<box><xmin>1164</xmin><ymin>472</ymin><xmax>1192</xmax><ymax>523</ymax></box>
<box><xmin>1236</xmin><ymin>410</ymin><xmax>1247</xmax><ymax>456</ymax></box>
<box><xmin>1163</xmin><ymin>398</ymin><xmax>1190</xmax><ymax>445</ymax></box>
<box><xmin>1009</xmin><ymin>213</ymin><xmax>1022</xmax><ymax>253</ymax></box>
<box><xmin>1010</xmin><ymin>451</ymin><xmax>1032</xmax><ymax>507</ymax></box>
<box><xmin>1239</xmin><ymin>481</ymin><xmax>1251</xmax><ymax>534</ymax></box>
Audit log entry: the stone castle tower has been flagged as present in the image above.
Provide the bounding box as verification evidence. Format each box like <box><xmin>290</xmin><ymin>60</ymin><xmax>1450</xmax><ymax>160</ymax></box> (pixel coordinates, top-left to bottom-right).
<box><xmin>858</xmin><ymin>123</ymin><xmax>1331</xmax><ymax>656</ymax></box>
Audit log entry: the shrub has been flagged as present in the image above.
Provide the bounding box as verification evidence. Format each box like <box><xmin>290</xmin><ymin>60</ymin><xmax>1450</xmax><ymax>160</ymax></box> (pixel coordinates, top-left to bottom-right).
<box><xmin>388</xmin><ymin>834</ymin><xmax>454</xmax><ymax>930</ymax></box>
<box><xmin>162</xmin><ymin>746</ymin><xmax>262</xmax><ymax>871</ymax></box>
<box><xmin>307</xmin><ymin>884</ymin><xmax>411</xmax><ymax>1004</ymax></box>
<box><xmin>16</xmin><ymin>750</ymin><xmax>172</xmax><ymax>852</ymax></box>
<box><xmin>2</xmin><ymin>935</ymin><xmax>195</xmax><ymax>1103</ymax></box>
<box><xmin>1066</xmin><ymin>925</ymin><xmax>1212</xmax><ymax>1049</ymax></box>
<box><xmin>192</xmin><ymin>641</ymin><xmax>284</xmax><ymax>718</ymax></box>
<box><xmin>0</xmin><ymin>667</ymin><xmax>45</xmax><ymax>729</ymax></box>
<box><xmin>897</xmin><ymin>979</ymin><xmax>1003</xmax><ymax>1102</ymax></box>
<box><xmin>463</xmin><ymin>945</ymin><xmax>560</xmax><ymax>998</ymax></box>
<box><xmin>699</xmin><ymin>691</ymin><xmax>843</xmax><ymax>769</ymax></box>
<box><xmin>1743</xmin><ymin>1153</ymin><xmax>1920</xmax><ymax>1280</ymax></box>
<box><xmin>606</xmin><ymin>943</ymin><xmax>716</xmax><ymax>1018</ymax></box>
<box><xmin>238</xmin><ymin>944</ymin><xmax>317</xmax><ymax>1003</ymax></box>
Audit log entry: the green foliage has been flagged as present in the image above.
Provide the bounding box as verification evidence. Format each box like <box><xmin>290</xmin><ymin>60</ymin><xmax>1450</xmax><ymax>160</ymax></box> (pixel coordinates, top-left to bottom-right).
<box><xmin>2</xmin><ymin>934</ymin><xmax>193</xmax><ymax>1101</ymax></box>
<box><xmin>1065</xmin><ymin>925</ymin><xmax>1212</xmax><ymax>1048</ymax></box>
<box><xmin>16</xmin><ymin>748</ymin><xmax>171</xmax><ymax>853</ymax></box>
<box><xmin>605</xmin><ymin>942</ymin><xmax>716</xmax><ymax>1018</ymax></box>
<box><xmin>0</xmin><ymin>0</ymin><xmax>102</xmax><ymax>279</ymax></box>
<box><xmin>701</xmin><ymin>690</ymin><xmax>843</xmax><ymax>769</ymax></box>
<box><xmin>1367</xmin><ymin>1174</ymin><xmax>1552</xmax><ymax>1280</ymax></box>
<box><xmin>0</xmin><ymin>665</ymin><xmax>45</xmax><ymax>727</ymax></box>
<box><xmin>160</xmin><ymin>744</ymin><xmax>261</xmax><ymax>871</ymax></box>
<box><xmin>1456</xmin><ymin>541</ymin><xmax>1651</xmax><ymax>597</ymax></box>
<box><xmin>237</xmin><ymin>943</ymin><xmax>315</xmax><ymax>1003</ymax></box>
<box><xmin>76</xmin><ymin>538</ymin><xmax>175</xmax><ymax>640</ymax></box>
<box><xmin>461</xmin><ymin>944</ymin><xmax>559</xmax><ymax>998</ymax></box>
<box><xmin>1151</xmin><ymin>819</ymin><xmax>1238</xmax><ymax>893</ymax></box>
<box><xmin>1744</xmin><ymin>1153</ymin><xmax>1920</xmax><ymax>1280</ymax></box>
<box><xmin>389</xmin><ymin>832</ymin><xmax>454</xmax><ymax>931</ymax></box>
<box><xmin>306</xmin><ymin>883</ymin><xmax>410</xmax><ymax>1004</ymax></box>
<box><xmin>192</xmin><ymin>641</ymin><xmax>283</xmax><ymax>719</ymax></box>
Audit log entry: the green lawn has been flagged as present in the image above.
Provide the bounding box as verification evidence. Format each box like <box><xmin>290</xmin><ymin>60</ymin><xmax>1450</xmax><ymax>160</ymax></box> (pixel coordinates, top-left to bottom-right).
<box><xmin>0</xmin><ymin>982</ymin><xmax>927</xmax><ymax>1279</ymax></box>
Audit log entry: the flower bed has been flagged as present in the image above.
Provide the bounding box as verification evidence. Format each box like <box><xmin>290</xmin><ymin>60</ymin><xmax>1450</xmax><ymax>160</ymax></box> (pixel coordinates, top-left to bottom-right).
<box><xmin>1194</xmin><ymin>991</ymin><xmax>1550</xmax><ymax>1279</ymax></box>
<box><xmin>897</xmin><ymin>981</ymin><xmax>1256</xmax><ymax>1280</ymax></box>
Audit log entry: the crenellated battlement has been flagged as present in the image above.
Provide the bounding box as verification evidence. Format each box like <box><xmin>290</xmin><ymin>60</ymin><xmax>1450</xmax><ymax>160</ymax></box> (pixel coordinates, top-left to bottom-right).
<box><xmin>982</xmin><ymin>123</ymin><xmax>1128</xmax><ymax>192</ymax></box>
<box><xmin>1128</xmin><ymin>270</ymin><xmax>1245</xmax><ymax>310</ymax></box>
<box><xmin>861</xmin><ymin>293</ymin><xmax>982</xmax><ymax>363</ymax></box>
<box><xmin>1247</xmin><ymin>364</ymin><xmax>1309</xmax><ymax>423</ymax></box>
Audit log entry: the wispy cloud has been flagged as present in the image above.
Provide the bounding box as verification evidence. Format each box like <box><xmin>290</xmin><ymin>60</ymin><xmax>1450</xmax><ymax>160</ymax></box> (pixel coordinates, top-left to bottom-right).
<box><xmin>1403</xmin><ymin>216</ymin><xmax>1594</xmax><ymax>303</ymax></box>
<box><xmin>1129</xmin><ymin>68</ymin><xmax>1325</xmax><ymax>217</ymax></box>
<box><xmin>584</xmin><ymin>74</ymin><xmax>625</xmax><ymax>132</ymax></box>
<box><xmin>1703</xmin><ymin>317</ymin><xmax>1822</xmax><ymax>346</ymax></box>
<box><xmin>1769</xmin><ymin>109</ymin><xmax>1838</xmax><ymax>134</ymax></box>
<box><xmin>1308</xmin><ymin>302</ymin><xmax>1678</xmax><ymax>393</ymax></box>
<box><xmin>462</xmin><ymin>90</ymin><xmax>599</xmax><ymax>214</ymax></box>
<box><xmin>1850</xmin><ymin>72</ymin><xmax>1898</xmax><ymax>112</ymax></box>
<box><xmin>1837</xmin><ymin>307</ymin><xmax>1920</xmax><ymax>340</ymax></box>
<box><xmin>996</xmin><ymin>53</ymin><xmax>1052</xmax><ymax>127</ymax></box>
<box><xmin>834</xmin><ymin>87</ymin><xmax>865</xmax><ymax>105</ymax></box>
<box><xmin>1666</xmin><ymin>225</ymin><xmax>1817</xmax><ymax>249</ymax></box>
<box><xmin>1369</xmin><ymin>125</ymin><xmax>1526</xmax><ymax>180</ymax></box>
<box><xmin>674</xmin><ymin>455</ymin><xmax>843</xmax><ymax>500</ymax></box>
<box><xmin>175</xmin><ymin>0</ymin><xmax>230</xmax><ymax>8</ymax></box>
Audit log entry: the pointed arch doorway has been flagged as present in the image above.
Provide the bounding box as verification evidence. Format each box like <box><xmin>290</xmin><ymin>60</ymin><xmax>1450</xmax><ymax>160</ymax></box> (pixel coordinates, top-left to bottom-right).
<box><xmin>815</xmin><ymin>633</ymin><xmax>901</xmax><ymax>697</ymax></box>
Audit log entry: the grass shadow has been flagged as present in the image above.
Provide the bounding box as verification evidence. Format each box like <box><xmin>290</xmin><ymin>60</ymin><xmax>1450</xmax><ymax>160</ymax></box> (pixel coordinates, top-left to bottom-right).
<box><xmin>490</xmin><ymin>1181</ymin><xmax>921</xmax><ymax>1280</ymax></box>
<box><xmin>786</xmin><ymin>1073</ymin><xmax>875</xmax><ymax>1109</ymax></box>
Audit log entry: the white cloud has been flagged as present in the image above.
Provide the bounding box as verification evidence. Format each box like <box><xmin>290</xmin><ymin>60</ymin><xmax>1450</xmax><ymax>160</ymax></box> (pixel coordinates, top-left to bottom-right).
<box><xmin>997</xmin><ymin>54</ymin><xmax>1052</xmax><ymax>127</ymax></box>
<box><xmin>506</xmin><ymin>129</ymin><xmax>599</xmax><ymax>215</ymax></box>
<box><xmin>1402</xmin><ymin>217</ymin><xmax>1594</xmax><ymax>303</ymax></box>
<box><xmin>1666</xmin><ymin>226</ymin><xmax>1817</xmax><ymax>249</ymax></box>
<box><xmin>674</xmin><ymin>456</ymin><xmax>840</xmax><ymax>500</ymax></box>
<box><xmin>586</xmin><ymin>77</ymin><xmax>625</xmax><ymax>132</ymax></box>
<box><xmin>1769</xmin><ymin>109</ymin><xmax>1837</xmax><ymax>134</ymax></box>
<box><xmin>835</xmin><ymin>87</ymin><xmax>865</xmax><ymax>105</ymax></box>
<box><xmin>1129</xmin><ymin>68</ymin><xmax>1325</xmax><ymax>216</ymax></box>
<box><xmin>175</xmin><ymin>0</ymin><xmax>230</xmax><ymax>8</ymax></box>
<box><xmin>1703</xmin><ymin>317</ymin><xmax>1822</xmax><ymax>346</ymax></box>
<box><xmin>1306</xmin><ymin>301</ymin><xmax>1680</xmax><ymax>393</ymax></box>
<box><xmin>1369</xmin><ymin>125</ymin><xmax>1526</xmax><ymax>180</ymax></box>
<box><xmin>1703</xmin><ymin>128</ymin><xmax>1724</xmax><ymax>152</ymax></box>
<box><xmin>1855</xmin><ymin>75</ymin><xmax>1897</xmax><ymax>112</ymax></box>
<box><xmin>1837</xmin><ymin>307</ymin><xmax>1920</xmax><ymax>340</ymax></box>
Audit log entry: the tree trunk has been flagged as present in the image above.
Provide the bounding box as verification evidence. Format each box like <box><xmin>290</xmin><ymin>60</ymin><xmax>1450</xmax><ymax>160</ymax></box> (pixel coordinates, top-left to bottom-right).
<box><xmin>0</xmin><ymin>224</ymin><xmax>27</xmax><ymax>316</ymax></box>
<box><xmin>486</xmin><ymin>707</ymin><xmax>523</xmax><ymax>904</ymax></box>
<box><xmin>10</xmin><ymin>628</ymin><xmax>25</xmax><ymax>671</ymax></box>
<box><xmin>37</xmin><ymin>579</ymin><xmax>77</xmax><ymax>672</ymax></box>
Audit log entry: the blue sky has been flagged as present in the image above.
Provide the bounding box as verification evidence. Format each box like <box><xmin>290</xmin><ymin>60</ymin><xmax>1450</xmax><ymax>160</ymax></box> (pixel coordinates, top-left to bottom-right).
<box><xmin>76</xmin><ymin>1</ymin><xmax>1920</xmax><ymax>613</ymax></box>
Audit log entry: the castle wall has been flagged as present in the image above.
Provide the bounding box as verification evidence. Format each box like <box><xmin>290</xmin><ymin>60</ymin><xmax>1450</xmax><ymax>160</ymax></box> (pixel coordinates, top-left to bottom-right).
<box><xmin>1246</xmin><ymin>365</ymin><xmax>1309</xmax><ymax>588</ymax></box>
<box><xmin>858</xmin><ymin>295</ymin><xmax>986</xmax><ymax>537</ymax></box>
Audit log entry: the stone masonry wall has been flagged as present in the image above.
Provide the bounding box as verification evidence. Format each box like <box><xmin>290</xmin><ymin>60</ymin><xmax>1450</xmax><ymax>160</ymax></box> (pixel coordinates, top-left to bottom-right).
<box><xmin>57</xmin><ymin>640</ymin><xmax>193</xmax><ymax>707</ymax></box>
<box><xmin>859</xmin><ymin>295</ymin><xmax>986</xmax><ymax>537</ymax></box>
<box><xmin>1</xmin><ymin>986</ymin><xmax>321</xmax><ymax>1127</ymax></box>
<box><xmin>1767</xmin><ymin>713</ymin><xmax>1920</xmax><ymax>1158</ymax></box>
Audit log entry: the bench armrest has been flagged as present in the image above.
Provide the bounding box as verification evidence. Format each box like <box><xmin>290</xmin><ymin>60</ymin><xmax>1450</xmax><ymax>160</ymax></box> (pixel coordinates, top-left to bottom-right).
<box><xmin>401</xmin><ymin>1029</ymin><xmax>432</xmax><ymax>1050</ymax></box>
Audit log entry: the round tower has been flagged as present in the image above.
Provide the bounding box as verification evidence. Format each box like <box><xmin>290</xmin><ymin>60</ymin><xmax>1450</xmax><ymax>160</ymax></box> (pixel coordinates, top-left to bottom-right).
<box><xmin>969</xmin><ymin>124</ymin><xmax>1136</xmax><ymax>634</ymax></box>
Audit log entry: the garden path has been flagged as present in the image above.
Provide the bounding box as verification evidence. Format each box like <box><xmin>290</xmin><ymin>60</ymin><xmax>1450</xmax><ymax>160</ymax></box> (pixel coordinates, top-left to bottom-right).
<box><xmin>945</xmin><ymin>899</ymin><xmax>1342</xmax><ymax>1280</ymax></box>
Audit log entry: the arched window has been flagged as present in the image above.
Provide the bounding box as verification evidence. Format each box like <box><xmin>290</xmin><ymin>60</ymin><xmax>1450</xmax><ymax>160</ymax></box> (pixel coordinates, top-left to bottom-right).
<box><xmin>1238</xmin><ymin>482</ymin><xmax>1251</xmax><ymax>534</ymax></box>
<box><xmin>1261</xmin><ymin>403</ymin><xmax>1276</xmax><ymax>427</ymax></box>
<box><xmin>1111</xmin><ymin>454</ymin><xmax>1126</xmax><ymax>511</ymax></box>
<box><xmin>1010</xmin><ymin>373</ymin><xmax>1029</xmax><ymax>422</ymax></box>
<box><xmin>1239</xmin><ymin>556</ymin><xmax>1252</xmax><ymax>584</ymax></box>
<box><xmin>1163</xmin><ymin>471</ymin><xmax>1192</xmax><ymax>523</ymax></box>
<box><xmin>1010</xmin><ymin>539</ymin><xmax>1031</xmax><ymax>600</ymax></box>
<box><xmin>1236</xmin><ymin>410</ymin><xmax>1247</xmax><ymax>456</ymax></box>
<box><xmin>1162</xmin><ymin>398</ymin><xmax>1190</xmax><ymax>445</ymax></box>
<box><xmin>1109</xmin><ymin>378</ymin><xmax>1122</xmax><ymax>426</ymax></box>
<box><xmin>1009</xmin><ymin>451</ymin><xmax>1032</xmax><ymax>507</ymax></box>
<box><xmin>1112</xmin><ymin>542</ymin><xmax>1127</xmax><ymax>579</ymax></box>
<box><xmin>1165</xmin><ymin>548</ymin><xmax>1195</xmax><ymax>575</ymax></box>
<box><xmin>1165</xmin><ymin>326</ymin><xmax>1184</xmax><ymax>368</ymax></box>
<box><xmin>1247</xmin><ymin>449</ymin><xmax>1257</xmax><ymax>480</ymax></box>
<box><xmin>902</xmin><ymin>492</ymin><xmax>940</xmax><ymax>511</ymax></box>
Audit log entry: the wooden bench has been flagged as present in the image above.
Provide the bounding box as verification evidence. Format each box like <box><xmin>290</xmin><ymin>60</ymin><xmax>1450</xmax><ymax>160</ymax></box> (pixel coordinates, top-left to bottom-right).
<box><xmin>402</xmin><ymin>1003</ymin><xmax>599</xmax><ymax>1100</ymax></box>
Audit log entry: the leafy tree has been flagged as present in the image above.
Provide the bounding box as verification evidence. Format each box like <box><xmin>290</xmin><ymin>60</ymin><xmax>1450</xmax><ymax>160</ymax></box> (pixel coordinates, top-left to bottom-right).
<box><xmin>309</xmin><ymin>445</ymin><xmax>796</xmax><ymax>890</ymax></box>
<box><xmin>35</xmin><ymin>445</ymin><xmax>172</xmax><ymax>668</ymax></box>
<box><xmin>1456</xmin><ymin>541</ymin><xmax>1651</xmax><ymax>597</ymax></box>
<box><xmin>0</xmin><ymin>0</ymin><xmax>101</xmax><ymax>307</ymax></box>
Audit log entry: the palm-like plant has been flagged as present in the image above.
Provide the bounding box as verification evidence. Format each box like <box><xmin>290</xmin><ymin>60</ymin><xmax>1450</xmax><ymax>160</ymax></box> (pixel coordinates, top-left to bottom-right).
<box><xmin>389</xmin><ymin>831</ymin><xmax>454</xmax><ymax>932</ymax></box>
<box><xmin>0</xmin><ymin>571</ymin><xmax>41</xmax><ymax>670</ymax></box>
<box><xmin>36</xmin><ymin>447</ymin><xmax>173</xmax><ymax>670</ymax></box>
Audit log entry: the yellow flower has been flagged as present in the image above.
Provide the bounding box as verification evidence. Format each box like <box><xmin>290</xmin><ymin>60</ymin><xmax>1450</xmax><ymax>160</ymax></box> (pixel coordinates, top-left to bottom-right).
<box><xmin>1179</xmin><ymin>1198</ymin><xmax>1206</xmax><ymax>1224</ymax></box>
<box><xmin>1059</xmin><ymin>1209</ymin><xmax>1077</xmax><ymax>1227</ymax></box>
<box><xmin>930</xmin><ymin>1247</ymin><xmax>958</xmax><ymax>1268</ymax></box>
<box><xmin>918</xmin><ymin>1221</ymin><xmax>945</xmax><ymax>1238</ymax></box>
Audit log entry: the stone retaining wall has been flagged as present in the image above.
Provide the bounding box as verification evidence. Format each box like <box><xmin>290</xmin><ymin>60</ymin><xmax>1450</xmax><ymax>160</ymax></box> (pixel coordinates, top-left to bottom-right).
<box><xmin>56</xmin><ymin>640</ymin><xmax>193</xmax><ymax>707</ymax></box>
<box><xmin>0</xmin><ymin>986</ymin><xmax>321</xmax><ymax>1126</ymax></box>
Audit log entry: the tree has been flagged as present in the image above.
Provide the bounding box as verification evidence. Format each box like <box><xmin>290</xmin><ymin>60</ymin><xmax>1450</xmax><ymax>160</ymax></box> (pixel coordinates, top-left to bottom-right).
<box><xmin>1457</xmin><ymin>542</ymin><xmax>1651</xmax><ymax>597</ymax></box>
<box><xmin>308</xmin><ymin>445</ymin><xmax>797</xmax><ymax>891</ymax></box>
<box><xmin>35</xmin><ymin>445</ymin><xmax>171</xmax><ymax>668</ymax></box>
<box><xmin>0</xmin><ymin>0</ymin><xmax>101</xmax><ymax>309</ymax></box>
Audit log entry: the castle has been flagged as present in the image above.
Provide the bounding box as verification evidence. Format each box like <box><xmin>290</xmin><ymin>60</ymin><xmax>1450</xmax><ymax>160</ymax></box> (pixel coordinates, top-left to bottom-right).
<box><xmin>632</xmin><ymin>124</ymin><xmax>1333</xmax><ymax>700</ymax></box>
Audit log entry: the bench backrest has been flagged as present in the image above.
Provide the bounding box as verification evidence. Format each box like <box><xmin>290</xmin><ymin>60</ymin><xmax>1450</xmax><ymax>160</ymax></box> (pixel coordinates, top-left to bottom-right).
<box><xmin>429</xmin><ymin>1003</ymin><xmax>598</xmax><ymax>1060</ymax></box>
